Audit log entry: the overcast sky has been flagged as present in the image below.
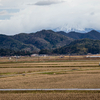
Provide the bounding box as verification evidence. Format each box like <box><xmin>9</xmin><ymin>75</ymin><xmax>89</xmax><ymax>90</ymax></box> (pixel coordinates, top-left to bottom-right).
<box><xmin>0</xmin><ymin>0</ymin><xmax>100</xmax><ymax>35</ymax></box>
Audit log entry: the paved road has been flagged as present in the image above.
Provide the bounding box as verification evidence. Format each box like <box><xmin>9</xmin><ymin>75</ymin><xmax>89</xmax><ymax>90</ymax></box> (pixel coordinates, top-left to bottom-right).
<box><xmin>0</xmin><ymin>89</ymin><xmax>100</xmax><ymax>91</ymax></box>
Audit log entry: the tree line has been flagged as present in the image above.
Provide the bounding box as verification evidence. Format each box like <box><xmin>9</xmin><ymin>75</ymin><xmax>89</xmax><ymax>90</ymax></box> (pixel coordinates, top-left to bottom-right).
<box><xmin>0</xmin><ymin>49</ymin><xmax>32</xmax><ymax>56</ymax></box>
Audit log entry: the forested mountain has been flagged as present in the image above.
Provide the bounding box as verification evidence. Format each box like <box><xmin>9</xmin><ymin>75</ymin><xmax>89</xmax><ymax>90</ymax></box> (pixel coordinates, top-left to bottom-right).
<box><xmin>58</xmin><ymin>30</ymin><xmax>100</xmax><ymax>40</ymax></box>
<box><xmin>52</xmin><ymin>39</ymin><xmax>100</xmax><ymax>55</ymax></box>
<box><xmin>0</xmin><ymin>30</ymin><xmax>73</xmax><ymax>51</ymax></box>
<box><xmin>12</xmin><ymin>30</ymin><xmax>73</xmax><ymax>50</ymax></box>
<box><xmin>0</xmin><ymin>34</ymin><xmax>38</xmax><ymax>51</ymax></box>
<box><xmin>1</xmin><ymin>29</ymin><xmax>100</xmax><ymax>56</ymax></box>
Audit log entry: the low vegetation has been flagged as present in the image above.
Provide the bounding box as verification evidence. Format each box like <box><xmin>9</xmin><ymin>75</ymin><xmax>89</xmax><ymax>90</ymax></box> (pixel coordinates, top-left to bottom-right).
<box><xmin>0</xmin><ymin>92</ymin><xmax>100</xmax><ymax>100</ymax></box>
<box><xmin>0</xmin><ymin>55</ymin><xmax>100</xmax><ymax>100</ymax></box>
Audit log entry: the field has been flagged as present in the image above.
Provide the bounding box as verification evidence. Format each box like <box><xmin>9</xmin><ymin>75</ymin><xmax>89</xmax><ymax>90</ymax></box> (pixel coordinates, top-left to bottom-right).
<box><xmin>0</xmin><ymin>55</ymin><xmax>100</xmax><ymax>100</ymax></box>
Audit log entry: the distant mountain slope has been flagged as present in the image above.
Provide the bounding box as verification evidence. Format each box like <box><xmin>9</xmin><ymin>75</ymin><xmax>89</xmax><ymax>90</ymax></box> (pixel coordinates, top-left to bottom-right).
<box><xmin>52</xmin><ymin>38</ymin><xmax>100</xmax><ymax>55</ymax></box>
<box><xmin>13</xmin><ymin>30</ymin><xmax>73</xmax><ymax>50</ymax></box>
<box><xmin>0</xmin><ymin>30</ymin><xmax>73</xmax><ymax>51</ymax></box>
<box><xmin>58</xmin><ymin>30</ymin><xmax>100</xmax><ymax>40</ymax></box>
<box><xmin>1</xmin><ymin>29</ymin><xmax>100</xmax><ymax>53</ymax></box>
<box><xmin>0</xmin><ymin>34</ymin><xmax>39</xmax><ymax>51</ymax></box>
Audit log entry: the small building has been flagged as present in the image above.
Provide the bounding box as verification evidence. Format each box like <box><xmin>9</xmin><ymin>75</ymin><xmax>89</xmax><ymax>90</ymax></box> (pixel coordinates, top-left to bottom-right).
<box><xmin>31</xmin><ymin>54</ymin><xmax>39</xmax><ymax>57</ymax></box>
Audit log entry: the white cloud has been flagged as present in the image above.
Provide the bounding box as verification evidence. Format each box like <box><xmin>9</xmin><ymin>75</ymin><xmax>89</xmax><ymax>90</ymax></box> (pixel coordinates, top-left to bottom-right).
<box><xmin>0</xmin><ymin>10</ymin><xmax>8</xmax><ymax>15</ymax></box>
<box><xmin>0</xmin><ymin>0</ymin><xmax>36</xmax><ymax>9</ymax></box>
<box><xmin>0</xmin><ymin>10</ymin><xmax>16</xmax><ymax>16</ymax></box>
<box><xmin>0</xmin><ymin>0</ymin><xmax>100</xmax><ymax>35</ymax></box>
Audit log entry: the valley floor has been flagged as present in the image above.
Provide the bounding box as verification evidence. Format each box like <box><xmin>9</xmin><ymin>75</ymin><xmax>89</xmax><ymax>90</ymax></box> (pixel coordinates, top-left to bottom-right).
<box><xmin>0</xmin><ymin>55</ymin><xmax>100</xmax><ymax>100</ymax></box>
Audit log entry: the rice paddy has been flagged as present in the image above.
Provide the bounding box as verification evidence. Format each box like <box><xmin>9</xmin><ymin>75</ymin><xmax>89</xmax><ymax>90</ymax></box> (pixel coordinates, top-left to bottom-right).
<box><xmin>0</xmin><ymin>55</ymin><xmax>100</xmax><ymax>100</ymax></box>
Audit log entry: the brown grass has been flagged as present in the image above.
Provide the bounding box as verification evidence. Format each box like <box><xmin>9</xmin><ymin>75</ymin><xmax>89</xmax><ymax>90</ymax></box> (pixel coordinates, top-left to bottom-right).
<box><xmin>0</xmin><ymin>92</ymin><xmax>100</xmax><ymax>100</ymax></box>
<box><xmin>0</xmin><ymin>68</ymin><xmax>100</xmax><ymax>89</ymax></box>
<box><xmin>0</xmin><ymin>55</ymin><xmax>100</xmax><ymax>62</ymax></box>
<box><xmin>0</xmin><ymin>67</ymin><xmax>98</xmax><ymax>73</ymax></box>
<box><xmin>0</xmin><ymin>55</ymin><xmax>100</xmax><ymax>99</ymax></box>
<box><xmin>0</xmin><ymin>61</ymin><xmax>99</xmax><ymax>68</ymax></box>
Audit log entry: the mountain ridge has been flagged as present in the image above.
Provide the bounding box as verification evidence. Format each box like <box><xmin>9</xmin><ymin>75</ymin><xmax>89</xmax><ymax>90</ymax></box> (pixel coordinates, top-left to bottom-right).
<box><xmin>0</xmin><ymin>29</ymin><xmax>100</xmax><ymax>53</ymax></box>
<box><xmin>0</xmin><ymin>30</ymin><xmax>73</xmax><ymax>51</ymax></box>
<box><xmin>57</xmin><ymin>30</ymin><xmax>100</xmax><ymax>40</ymax></box>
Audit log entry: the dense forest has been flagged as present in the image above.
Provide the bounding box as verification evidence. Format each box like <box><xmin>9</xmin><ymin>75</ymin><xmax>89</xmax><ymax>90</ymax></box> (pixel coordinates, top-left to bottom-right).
<box><xmin>39</xmin><ymin>39</ymin><xmax>100</xmax><ymax>55</ymax></box>
<box><xmin>0</xmin><ymin>49</ymin><xmax>32</xmax><ymax>56</ymax></box>
<box><xmin>0</xmin><ymin>30</ymin><xmax>100</xmax><ymax>56</ymax></box>
<box><xmin>1</xmin><ymin>38</ymin><xmax>100</xmax><ymax>56</ymax></box>
<box><xmin>0</xmin><ymin>30</ymin><xmax>73</xmax><ymax>51</ymax></box>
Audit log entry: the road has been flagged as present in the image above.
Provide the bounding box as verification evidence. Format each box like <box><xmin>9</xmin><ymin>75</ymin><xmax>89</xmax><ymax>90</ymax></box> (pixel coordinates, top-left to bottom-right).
<box><xmin>0</xmin><ymin>89</ymin><xmax>100</xmax><ymax>91</ymax></box>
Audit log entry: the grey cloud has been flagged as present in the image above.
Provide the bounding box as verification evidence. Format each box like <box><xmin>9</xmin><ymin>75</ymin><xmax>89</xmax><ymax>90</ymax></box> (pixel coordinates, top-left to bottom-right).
<box><xmin>35</xmin><ymin>0</ymin><xmax>64</xmax><ymax>6</ymax></box>
<box><xmin>90</xmin><ymin>12</ymin><xmax>95</xmax><ymax>15</ymax></box>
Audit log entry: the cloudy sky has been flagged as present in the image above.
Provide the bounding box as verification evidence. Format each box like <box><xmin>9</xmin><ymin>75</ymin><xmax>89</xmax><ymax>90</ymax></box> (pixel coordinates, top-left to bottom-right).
<box><xmin>0</xmin><ymin>0</ymin><xmax>100</xmax><ymax>35</ymax></box>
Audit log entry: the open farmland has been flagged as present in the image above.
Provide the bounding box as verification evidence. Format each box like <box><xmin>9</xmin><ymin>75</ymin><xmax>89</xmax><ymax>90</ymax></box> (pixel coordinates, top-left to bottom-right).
<box><xmin>0</xmin><ymin>92</ymin><xmax>100</xmax><ymax>100</ymax></box>
<box><xmin>0</xmin><ymin>55</ymin><xmax>100</xmax><ymax>100</ymax></box>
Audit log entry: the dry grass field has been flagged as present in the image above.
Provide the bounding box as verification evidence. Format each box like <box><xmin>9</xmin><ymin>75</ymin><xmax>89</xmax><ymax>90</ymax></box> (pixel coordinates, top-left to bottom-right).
<box><xmin>0</xmin><ymin>92</ymin><xmax>100</xmax><ymax>100</ymax></box>
<box><xmin>0</xmin><ymin>55</ymin><xmax>100</xmax><ymax>100</ymax></box>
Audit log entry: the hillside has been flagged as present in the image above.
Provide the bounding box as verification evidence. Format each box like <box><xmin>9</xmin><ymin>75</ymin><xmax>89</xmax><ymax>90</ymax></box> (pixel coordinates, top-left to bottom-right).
<box><xmin>12</xmin><ymin>30</ymin><xmax>73</xmax><ymax>50</ymax></box>
<box><xmin>52</xmin><ymin>38</ymin><xmax>100</xmax><ymax>55</ymax></box>
<box><xmin>1</xmin><ymin>29</ymin><xmax>100</xmax><ymax>54</ymax></box>
<box><xmin>0</xmin><ymin>30</ymin><xmax>73</xmax><ymax>51</ymax></box>
<box><xmin>0</xmin><ymin>34</ymin><xmax>38</xmax><ymax>51</ymax></box>
<box><xmin>58</xmin><ymin>30</ymin><xmax>100</xmax><ymax>40</ymax></box>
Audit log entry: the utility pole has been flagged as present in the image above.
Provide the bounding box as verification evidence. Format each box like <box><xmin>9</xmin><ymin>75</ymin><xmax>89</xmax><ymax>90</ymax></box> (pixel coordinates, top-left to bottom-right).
<box><xmin>38</xmin><ymin>55</ymin><xmax>39</xmax><ymax>62</ymax></box>
<box><xmin>68</xmin><ymin>53</ymin><xmax>70</xmax><ymax>61</ymax></box>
